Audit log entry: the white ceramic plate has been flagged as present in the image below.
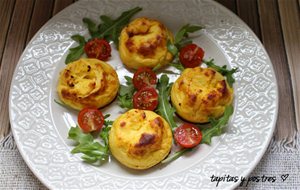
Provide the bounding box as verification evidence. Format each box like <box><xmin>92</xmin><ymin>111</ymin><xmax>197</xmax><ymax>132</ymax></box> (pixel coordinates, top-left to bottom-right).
<box><xmin>9</xmin><ymin>0</ymin><xmax>278</xmax><ymax>189</ymax></box>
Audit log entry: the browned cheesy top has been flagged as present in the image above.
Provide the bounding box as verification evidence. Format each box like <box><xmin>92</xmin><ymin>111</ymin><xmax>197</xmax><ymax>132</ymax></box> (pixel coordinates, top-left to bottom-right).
<box><xmin>118</xmin><ymin>17</ymin><xmax>174</xmax><ymax>69</ymax></box>
<box><xmin>171</xmin><ymin>67</ymin><xmax>233</xmax><ymax>123</ymax></box>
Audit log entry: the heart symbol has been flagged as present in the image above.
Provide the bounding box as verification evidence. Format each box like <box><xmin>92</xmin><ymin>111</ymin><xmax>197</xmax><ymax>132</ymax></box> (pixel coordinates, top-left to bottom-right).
<box><xmin>281</xmin><ymin>174</ymin><xmax>289</xmax><ymax>182</ymax></box>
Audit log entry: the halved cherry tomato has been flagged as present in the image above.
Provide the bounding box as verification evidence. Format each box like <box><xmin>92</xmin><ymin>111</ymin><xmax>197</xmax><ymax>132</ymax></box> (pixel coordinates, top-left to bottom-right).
<box><xmin>132</xmin><ymin>67</ymin><xmax>157</xmax><ymax>90</ymax></box>
<box><xmin>78</xmin><ymin>107</ymin><xmax>104</xmax><ymax>133</ymax></box>
<box><xmin>174</xmin><ymin>123</ymin><xmax>202</xmax><ymax>148</ymax></box>
<box><xmin>133</xmin><ymin>87</ymin><xmax>158</xmax><ymax>111</ymax></box>
<box><xmin>84</xmin><ymin>38</ymin><xmax>111</xmax><ymax>61</ymax></box>
<box><xmin>179</xmin><ymin>43</ymin><xmax>204</xmax><ymax>68</ymax></box>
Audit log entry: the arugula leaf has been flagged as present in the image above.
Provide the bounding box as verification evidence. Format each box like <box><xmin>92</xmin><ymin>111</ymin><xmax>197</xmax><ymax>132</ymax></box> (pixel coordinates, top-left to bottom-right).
<box><xmin>104</xmin><ymin>114</ymin><xmax>114</xmax><ymax>127</ymax></box>
<box><xmin>118</xmin><ymin>76</ymin><xmax>135</xmax><ymax>109</ymax></box>
<box><xmin>54</xmin><ymin>99</ymin><xmax>69</xmax><ymax>109</ymax></box>
<box><xmin>162</xmin><ymin>105</ymin><xmax>234</xmax><ymax>164</ymax></box>
<box><xmin>156</xmin><ymin>74</ymin><xmax>177</xmax><ymax>131</ymax></box>
<box><xmin>118</xmin><ymin>95</ymin><xmax>133</xmax><ymax>109</ymax></box>
<box><xmin>68</xmin><ymin>116</ymin><xmax>113</xmax><ymax>164</ymax></box>
<box><xmin>203</xmin><ymin>59</ymin><xmax>237</xmax><ymax>87</ymax></box>
<box><xmin>169</xmin><ymin>61</ymin><xmax>185</xmax><ymax>72</ymax></box>
<box><xmin>82</xmin><ymin>18</ymin><xmax>99</xmax><ymax>38</ymax></box>
<box><xmin>68</xmin><ymin>126</ymin><xmax>94</xmax><ymax>145</ymax></box>
<box><xmin>71</xmin><ymin>34</ymin><xmax>86</xmax><ymax>46</ymax></box>
<box><xmin>102</xmin><ymin>114</ymin><xmax>113</xmax><ymax>147</ymax></box>
<box><xmin>65</xmin><ymin>7</ymin><xmax>141</xmax><ymax>63</ymax></box>
<box><xmin>65</xmin><ymin>45</ymin><xmax>84</xmax><ymax>64</ymax></box>
<box><xmin>100</xmin><ymin>15</ymin><xmax>114</xmax><ymax>25</ymax></box>
<box><xmin>167</xmin><ymin>24</ymin><xmax>203</xmax><ymax>70</ymax></box>
<box><xmin>119</xmin><ymin>76</ymin><xmax>135</xmax><ymax>96</ymax></box>
<box><xmin>201</xmin><ymin>105</ymin><xmax>234</xmax><ymax>144</ymax></box>
<box><xmin>65</xmin><ymin>35</ymin><xmax>86</xmax><ymax>64</ymax></box>
<box><xmin>71</xmin><ymin>141</ymin><xmax>106</xmax><ymax>155</ymax></box>
<box><xmin>174</xmin><ymin>24</ymin><xmax>203</xmax><ymax>48</ymax></box>
<box><xmin>167</xmin><ymin>40</ymin><xmax>178</xmax><ymax>56</ymax></box>
<box><xmin>97</xmin><ymin>7</ymin><xmax>142</xmax><ymax>46</ymax></box>
<box><xmin>100</xmin><ymin>125</ymin><xmax>111</xmax><ymax>149</ymax></box>
<box><xmin>168</xmin><ymin>24</ymin><xmax>203</xmax><ymax>56</ymax></box>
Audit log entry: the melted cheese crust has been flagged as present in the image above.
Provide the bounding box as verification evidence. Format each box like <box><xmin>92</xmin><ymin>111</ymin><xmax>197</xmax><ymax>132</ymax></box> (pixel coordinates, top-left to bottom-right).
<box><xmin>57</xmin><ymin>58</ymin><xmax>119</xmax><ymax>110</ymax></box>
<box><xmin>119</xmin><ymin>17</ymin><xmax>173</xmax><ymax>69</ymax></box>
<box><xmin>171</xmin><ymin>67</ymin><xmax>234</xmax><ymax>123</ymax></box>
<box><xmin>109</xmin><ymin>109</ymin><xmax>173</xmax><ymax>169</ymax></box>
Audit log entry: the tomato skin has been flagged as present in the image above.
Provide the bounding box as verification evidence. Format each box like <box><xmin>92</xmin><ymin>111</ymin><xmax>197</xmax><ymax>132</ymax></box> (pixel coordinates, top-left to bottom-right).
<box><xmin>179</xmin><ymin>44</ymin><xmax>204</xmax><ymax>68</ymax></box>
<box><xmin>174</xmin><ymin>123</ymin><xmax>202</xmax><ymax>148</ymax></box>
<box><xmin>78</xmin><ymin>107</ymin><xmax>104</xmax><ymax>133</ymax></box>
<box><xmin>132</xmin><ymin>67</ymin><xmax>157</xmax><ymax>90</ymax></box>
<box><xmin>133</xmin><ymin>87</ymin><xmax>159</xmax><ymax>111</ymax></box>
<box><xmin>84</xmin><ymin>38</ymin><xmax>111</xmax><ymax>61</ymax></box>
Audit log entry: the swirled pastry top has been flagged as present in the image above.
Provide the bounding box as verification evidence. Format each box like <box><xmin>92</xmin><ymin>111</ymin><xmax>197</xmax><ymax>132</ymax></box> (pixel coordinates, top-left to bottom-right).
<box><xmin>57</xmin><ymin>58</ymin><xmax>119</xmax><ymax>110</ymax></box>
<box><xmin>119</xmin><ymin>17</ymin><xmax>173</xmax><ymax>69</ymax></box>
<box><xmin>109</xmin><ymin>109</ymin><xmax>173</xmax><ymax>169</ymax></box>
<box><xmin>171</xmin><ymin>67</ymin><xmax>234</xmax><ymax>123</ymax></box>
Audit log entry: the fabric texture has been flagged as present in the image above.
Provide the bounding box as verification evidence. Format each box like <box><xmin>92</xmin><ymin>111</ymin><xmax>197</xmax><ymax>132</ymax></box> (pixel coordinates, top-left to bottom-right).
<box><xmin>1</xmin><ymin>132</ymin><xmax>299</xmax><ymax>189</ymax></box>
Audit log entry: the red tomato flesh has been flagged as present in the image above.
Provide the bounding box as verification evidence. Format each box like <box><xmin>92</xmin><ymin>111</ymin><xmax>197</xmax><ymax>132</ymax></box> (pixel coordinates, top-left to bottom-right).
<box><xmin>179</xmin><ymin>43</ymin><xmax>204</xmax><ymax>68</ymax></box>
<box><xmin>84</xmin><ymin>38</ymin><xmax>111</xmax><ymax>61</ymax></box>
<box><xmin>174</xmin><ymin>123</ymin><xmax>202</xmax><ymax>148</ymax></box>
<box><xmin>78</xmin><ymin>107</ymin><xmax>104</xmax><ymax>133</ymax></box>
<box><xmin>132</xmin><ymin>67</ymin><xmax>157</xmax><ymax>90</ymax></box>
<box><xmin>133</xmin><ymin>87</ymin><xmax>158</xmax><ymax>111</ymax></box>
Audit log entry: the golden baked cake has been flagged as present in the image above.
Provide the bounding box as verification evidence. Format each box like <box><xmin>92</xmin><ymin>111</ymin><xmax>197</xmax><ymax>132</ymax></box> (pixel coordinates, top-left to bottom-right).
<box><xmin>57</xmin><ymin>58</ymin><xmax>119</xmax><ymax>110</ymax></box>
<box><xmin>119</xmin><ymin>17</ymin><xmax>173</xmax><ymax>69</ymax></box>
<box><xmin>109</xmin><ymin>109</ymin><xmax>173</xmax><ymax>169</ymax></box>
<box><xmin>171</xmin><ymin>67</ymin><xmax>233</xmax><ymax>123</ymax></box>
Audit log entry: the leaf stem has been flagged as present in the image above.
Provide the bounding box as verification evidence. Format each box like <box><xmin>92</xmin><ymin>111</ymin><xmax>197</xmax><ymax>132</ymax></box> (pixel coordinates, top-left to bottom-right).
<box><xmin>161</xmin><ymin>148</ymin><xmax>192</xmax><ymax>164</ymax></box>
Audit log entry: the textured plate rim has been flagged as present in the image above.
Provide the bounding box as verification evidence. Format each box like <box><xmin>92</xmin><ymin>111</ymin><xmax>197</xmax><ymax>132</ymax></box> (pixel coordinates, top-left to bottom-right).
<box><xmin>9</xmin><ymin>0</ymin><xmax>279</xmax><ymax>189</ymax></box>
